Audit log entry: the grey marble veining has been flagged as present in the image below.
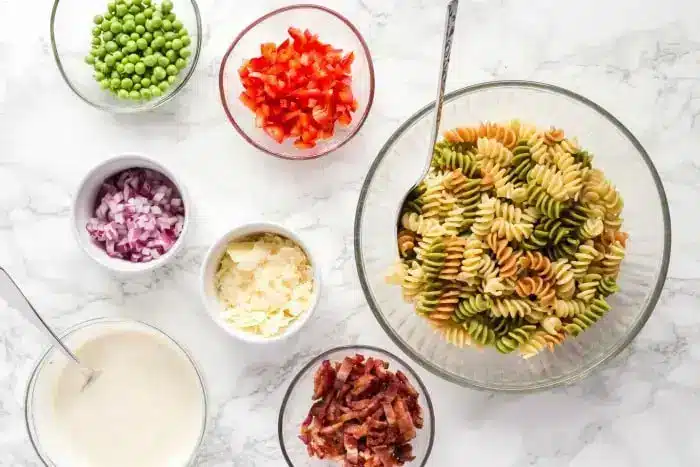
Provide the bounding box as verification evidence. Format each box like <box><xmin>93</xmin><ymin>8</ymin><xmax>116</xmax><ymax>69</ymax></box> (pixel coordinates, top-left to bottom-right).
<box><xmin>0</xmin><ymin>0</ymin><xmax>698</xmax><ymax>465</ymax></box>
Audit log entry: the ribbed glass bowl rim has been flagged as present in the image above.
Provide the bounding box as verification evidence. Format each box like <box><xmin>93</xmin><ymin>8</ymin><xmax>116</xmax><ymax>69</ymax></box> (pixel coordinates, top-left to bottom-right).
<box><xmin>277</xmin><ymin>345</ymin><xmax>436</xmax><ymax>466</ymax></box>
<box><xmin>49</xmin><ymin>0</ymin><xmax>203</xmax><ymax>114</ymax></box>
<box><xmin>353</xmin><ymin>80</ymin><xmax>672</xmax><ymax>393</ymax></box>
<box><xmin>217</xmin><ymin>3</ymin><xmax>376</xmax><ymax>160</ymax></box>
<box><xmin>24</xmin><ymin>317</ymin><xmax>208</xmax><ymax>466</ymax></box>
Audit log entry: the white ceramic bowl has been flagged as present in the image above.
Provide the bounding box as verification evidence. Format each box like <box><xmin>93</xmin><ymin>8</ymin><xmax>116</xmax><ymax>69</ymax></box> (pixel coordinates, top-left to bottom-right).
<box><xmin>72</xmin><ymin>153</ymin><xmax>191</xmax><ymax>274</ymax></box>
<box><xmin>200</xmin><ymin>222</ymin><xmax>321</xmax><ymax>344</ymax></box>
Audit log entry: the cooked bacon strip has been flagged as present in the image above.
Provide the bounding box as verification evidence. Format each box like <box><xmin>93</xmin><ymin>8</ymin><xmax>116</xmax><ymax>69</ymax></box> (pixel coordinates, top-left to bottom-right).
<box><xmin>314</xmin><ymin>360</ymin><xmax>336</xmax><ymax>399</ymax></box>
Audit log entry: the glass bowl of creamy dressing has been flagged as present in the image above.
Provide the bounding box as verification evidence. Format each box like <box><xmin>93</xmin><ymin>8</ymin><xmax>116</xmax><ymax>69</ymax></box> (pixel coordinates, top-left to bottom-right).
<box><xmin>24</xmin><ymin>318</ymin><xmax>207</xmax><ymax>467</ymax></box>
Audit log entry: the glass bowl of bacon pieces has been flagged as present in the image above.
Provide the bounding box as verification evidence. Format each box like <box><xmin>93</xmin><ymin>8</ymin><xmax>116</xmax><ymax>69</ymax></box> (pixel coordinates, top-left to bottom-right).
<box><xmin>219</xmin><ymin>5</ymin><xmax>375</xmax><ymax>160</ymax></box>
<box><xmin>278</xmin><ymin>346</ymin><xmax>435</xmax><ymax>467</ymax></box>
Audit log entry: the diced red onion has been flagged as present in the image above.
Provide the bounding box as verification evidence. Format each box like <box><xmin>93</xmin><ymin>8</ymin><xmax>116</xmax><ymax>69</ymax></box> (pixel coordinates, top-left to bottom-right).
<box><xmin>86</xmin><ymin>168</ymin><xmax>185</xmax><ymax>263</ymax></box>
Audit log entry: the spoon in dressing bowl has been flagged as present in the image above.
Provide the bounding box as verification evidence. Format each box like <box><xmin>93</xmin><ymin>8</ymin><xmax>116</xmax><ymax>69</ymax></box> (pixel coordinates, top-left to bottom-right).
<box><xmin>395</xmin><ymin>0</ymin><xmax>459</xmax><ymax>249</ymax></box>
<box><xmin>0</xmin><ymin>267</ymin><xmax>100</xmax><ymax>390</ymax></box>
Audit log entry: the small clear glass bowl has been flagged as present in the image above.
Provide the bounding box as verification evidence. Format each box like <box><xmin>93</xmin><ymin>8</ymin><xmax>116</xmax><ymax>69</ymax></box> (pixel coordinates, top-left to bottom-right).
<box><xmin>354</xmin><ymin>81</ymin><xmax>671</xmax><ymax>392</ymax></box>
<box><xmin>25</xmin><ymin>318</ymin><xmax>208</xmax><ymax>466</ymax></box>
<box><xmin>219</xmin><ymin>5</ymin><xmax>375</xmax><ymax>160</ymax></box>
<box><xmin>278</xmin><ymin>345</ymin><xmax>435</xmax><ymax>467</ymax></box>
<box><xmin>50</xmin><ymin>0</ymin><xmax>202</xmax><ymax>113</ymax></box>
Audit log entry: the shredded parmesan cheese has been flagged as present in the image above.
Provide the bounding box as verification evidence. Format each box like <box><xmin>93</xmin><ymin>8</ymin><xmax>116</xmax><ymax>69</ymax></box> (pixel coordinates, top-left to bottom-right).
<box><xmin>214</xmin><ymin>233</ymin><xmax>314</xmax><ymax>337</ymax></box>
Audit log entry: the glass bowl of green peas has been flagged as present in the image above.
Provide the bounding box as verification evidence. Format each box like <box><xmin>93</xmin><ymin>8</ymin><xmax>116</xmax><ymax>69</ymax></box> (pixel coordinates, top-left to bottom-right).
<box><xmin>50</xmin><ymin>0</ymin><xmax>202</xmax><ymax>113</ymax></box>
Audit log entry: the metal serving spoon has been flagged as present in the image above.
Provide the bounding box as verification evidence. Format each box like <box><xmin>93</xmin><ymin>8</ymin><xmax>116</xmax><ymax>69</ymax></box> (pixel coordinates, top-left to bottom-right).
<box><xmin>396</xmin><ymin>0</ymin><xmax>459</xmax><ymax>242</ymax></box>
<box><xmin>0</xmin><ymin>267</ymin><xmax>100</xmax><ymax>390</ymax></box>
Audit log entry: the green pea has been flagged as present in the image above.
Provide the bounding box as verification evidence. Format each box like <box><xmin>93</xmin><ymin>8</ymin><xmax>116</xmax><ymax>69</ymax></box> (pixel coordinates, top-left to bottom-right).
<box><xmin>136</xmin><ymin>38</ymin><xmax>147</xmax><ymax>50</ymax></box>
<box><xmin>94</xmin><ymin>71</ymin><xmax>105</xmax><ymax>81</ymax></box>
<box><xmin>92</xmin><ymin>26</ymin><xmax>101</xmax><ymax>36</ymax></box>
<box><xmin>110</xmin><ymin>22</ymin><xmax>122</xmax><ymax>34</ymax></box>
<box><xmin>150</xmin><ymin>85</ymin><xmax>162</xmax><ymax>97</ymax></box>
<box><xmin>112</xmin><ymin>50</ymin><xmax>124</xmax><ymax>61</ymax></box>
<box><xmin>161</xmin><ymin>0</ymin><xmax>173</xmax><ymax>13</ymax></box>
<box><xmin>165</xmin><ymin>49</ymin><xmax>177</xmax><ymax>62</ymax></box>
<box><xmin>85</xmin><ymin>54</ymin><xmax>96</xmax><ymax>65</ymax></box>
<box><xmin>121</xmin><ymin>55</ymin><xmax>130</xmax><ymax>64</ymax></box>
<box><xmin>91</xmin><ymin>37</ymin><xmax>101</xmax><ymax>46</ymax></box>
<box><xmin>134</xmin><ymin>62</ymin><xmax>146</xmax><ymax>74</ymax></box>
<box><xmin>123</xmin><ymin>13</ymin><xmax>135</xmax><ymax>22</ymax></box>
<box><xmin>140</xmin><ymin>88</ymin><xmax>152</xmax><ymax>100</ymax></box>
<box><xmin>105</xmin><ymin>41</ymin><xmax>118</xmax><ymax>53</ymax></box>
<box><xmin>94</xmin><ymin>15</ymin><xmax>104</xmax><ymax>24</ymax></box>
<box><xmin>100</xmin><ymin>21</ymin><xmax>111</xmax><ymax>32</ymax></box>
<box><xmin>144</xmin><ymin>47</ymin><xmax>153</xmax><ymax>56</ymax></box>
<box><xmin>165</xmin><ymin>64</ymin><xmax>177</xmax><ymax>76</ymax></box>
<box><xmin>121</xmin><ymin>77</ymin><xmax>133</xmax><ymax>90</ymax></box>
<box><xmin>116</xmin><ymin>4</ymin><xmax>127</xmax><ymax>16</ymax></box>
<box><xmin>166</xmin><ymin>13</ymin><xmax>176</xmax><ymax>23</ymax></box>
<box><xmin>107</xmin><ymin>1</ymin><xmax>116</xmax><ymax>12</ymax></box>
<box><xmin>179</xmin><ymin>48</ymin><xmax>191</xmax><ymax>58</ymax></box>
<box><xmin>105</xmin><ymin>54</ymin><xmax>117</xmax><ymax>66</ymax></box>
<box><xmin>143</xmin><ymin>31</ymin><xmax>153</xmax><ymax>42</ymax></box>
<box><xmin>104</xmin><ymin>12</ymin><xmax>113</xmax><ymax>20</ymax></box>
<box><xmin>123</xmin><ymin>20</ymin><xmax>135</xmax><ymax>33</ymax></box>
<box><xmin>179</xmin><ymin>28</ymin><xmax>188</xmax><ymax>37</ymax></box>
<box><xmin>118</xmin><ymin>89</ymin><xmax>129</xmax><ymax>99</ymax></box>
<box><xmin>153</xmin><ymin>66</ymin><xmax>166</xmax><ymax>81</ymax></box>
<box><xmin>102</xmin><ymin>31</ymin><xmax>114</xmax><ymax>41</ymax></box>
<box><xmin>172</xmin><ymin>20</ymin><xmax>183</xmax><ymax>31</ymax></box>
<box><xmin>125</xmin><ymin>40</ymin><xmax>137</xmax><ymax>52</ymax></box>
<box><xmin>116</xmin><ymin>63</ymin><xmax>125</xmax><ymax>73</ymax></box>
<box><xmin>164</xmin><ymin>41</ymin><xmax>172</xmax><ymax>50</ymax></box>
<box><xmin>153</xmin><ymin>30</ymin><xmax>164</xmax><ymax>38</ymax></box>
<box><xmin>181</xmin><ymin>36</ymin><xmax>192</xmax><ymax>48</ymax></box>
<box><xmin>150</xmin><ymin>17</ymin><xmax>162</xmax><ymax>29</ymax></box>
<box><xmin>171</xmin><ymin>38</ymin><xmax>183</xmax><ymax>50</ymax></box>
<box><xmin>118</xmin><ymin>33</ymin><xmax>129</xmax><ymax>45</ymax></box>
<box><xmin>141</xmin><ymin>77</ymin><xmax>151</xmax><ymax>87</ymax></box>
<box><xmin>175</xmin><ymin>57</ymin><xmax>186</xmax><ymax>69</ymax></box>
<box><xmin>111</xmin><ymin>70</ymin><xmax>120</xmax><ymax>78</ymax></box>
<box><xmin>94</xmin><ymin>46</ymin><xmax>107</xmax><ymax>58</ymax></box>
<box><xmin>158</xmin><ymin>81</ymin><xmax>169</xmax><ymax>92</ymax></box>
<box><xmin>157</xmin><ymin>56</ymin><xmax>169</xmax><ymax>67</ymax></box>
<box><xmin>128</xmin><ymin>53</ymin><xmax>140</xmax><ymax>63</ymax></box>
<box><xmin>142</xmin><ymin>0</ymin><xmax>151</xmax><ymax>5</ymax></box>
<box><xmin>129</xmin><ymin>5</ymin><xmax>141</xmax><ymax>14</ymax></box>
<box><xmin>124</xmin><ymin>63</ymin><xmax>135</xmax><ymax>74</ymax></box>
<box><xmin>135</xmin><ymin>24</ymin><xmax>145</xmax><ymax>35</ymax></box>
<box><xmin>164</xmin><ymin>31</ymin><xmax>176</xmax><ymax>41</ymax></box>
<box><xmin>111</xmin><ymin>77</ymin><xmax>122</xmax><ymax>88</ymax></box>
<box><xmin>100</xmin><ymin>78</ymin><xmax>111</xmax><ymax>89</ymax></box>
<box><xmin>133</xmin><ymin>83</ymin><xmax>142</xmax><ymax>91</ymax></box>
<box><xmin>130</xmin><ymin>32</ymin><xmax>140</xmax><ymax>40</ymax></box>
<box><xmin>144</xmin><ymin>7</ymin><xmax>153</xmax><ymax>18</ymax></box>
<box><xmin>96</xmin><ymin>62</ymin><xmax>108</xmax><ymax>73</ymax></box>
<box><xmin>134</xmin><ymin>12</ymin><xmax>145</xmax><ymax>25</ymax></box>
<box><xmin>129</xmin><ymin>90</ymin><xmax>141</xmax><ymax>100</ymax></box>
<box><xmin>152</xmin><ymin>36</ymin><xmax>165</xmax><ymax>49</ymax></box>
<box><xmin>143</xmin><ymin>55</ymin><xmax>157</xmax><ymax>67</ymax></box>
<box><xmin>167</xmin><ymin>75</ymin><xmax>176</xmax><ymax>84</ymax></box>
<box><xmin>152</xmin><ymin>10</ymin><xmax>162</xmax><ymax>20</ymax></box>
<box><xmin>162</xmin><ymin>19</ymin><xmax>172</xmax><ymax>31</ymax></box>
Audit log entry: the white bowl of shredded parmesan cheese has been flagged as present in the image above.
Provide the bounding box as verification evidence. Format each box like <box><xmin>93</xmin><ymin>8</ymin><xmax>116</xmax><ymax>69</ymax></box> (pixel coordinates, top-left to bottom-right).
<box><xmin>200</xmin><ymin>222</ymin><xmax>320</xmax><ymax>343</ymax></box>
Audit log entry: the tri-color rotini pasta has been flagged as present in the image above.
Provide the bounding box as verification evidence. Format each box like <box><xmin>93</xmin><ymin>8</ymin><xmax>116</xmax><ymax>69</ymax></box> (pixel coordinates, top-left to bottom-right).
<box><xmin>386</xmin><ymin>120</ymin><xmax>628</xmax><ymax>360</ymax></box>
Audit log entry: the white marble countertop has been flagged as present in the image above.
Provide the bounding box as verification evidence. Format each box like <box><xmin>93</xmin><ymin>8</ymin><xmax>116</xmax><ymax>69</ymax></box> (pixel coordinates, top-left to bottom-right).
<box><xmin>0</xmin><ymin>0</ymin><xmax>698</xmax><ymax>465</ymax></box>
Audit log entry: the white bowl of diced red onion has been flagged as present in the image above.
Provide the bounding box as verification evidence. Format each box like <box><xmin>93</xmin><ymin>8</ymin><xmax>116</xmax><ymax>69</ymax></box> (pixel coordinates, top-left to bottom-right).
<box><xmin>72</xmin><ymin>154</ymin><xmax>190</xmax><ymax>273</ymax></box>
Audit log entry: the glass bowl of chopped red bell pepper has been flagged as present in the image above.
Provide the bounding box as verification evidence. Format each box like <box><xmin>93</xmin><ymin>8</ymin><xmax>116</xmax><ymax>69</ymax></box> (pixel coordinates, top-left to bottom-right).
<box><xmin>219</xmin><ymin>5</ymin><xmax>375</xmax><ymax>160</ymax></box>
<box><xmin>278</xmin><ymin>345</ymin><xmax>435</xmax><ymax>466</ymax></box>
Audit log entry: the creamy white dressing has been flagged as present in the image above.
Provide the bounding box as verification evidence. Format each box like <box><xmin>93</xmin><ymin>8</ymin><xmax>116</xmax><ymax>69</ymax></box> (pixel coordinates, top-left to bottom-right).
<box><xmin>46</xmin><ymin>330</ymin><xmax>204</xmax><ymax>467</ymax></box>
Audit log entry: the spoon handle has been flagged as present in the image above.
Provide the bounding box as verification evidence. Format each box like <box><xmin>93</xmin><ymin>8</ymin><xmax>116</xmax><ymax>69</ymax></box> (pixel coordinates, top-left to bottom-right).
<box><xmin>0</xmin><ymin>267</ymin><xmax>82</xmax><ymax>367</ymax></box>
<box><xmin>426</xmin><ymin>0</ymin><xmax>459</xmax><ymax>169</ymax></box>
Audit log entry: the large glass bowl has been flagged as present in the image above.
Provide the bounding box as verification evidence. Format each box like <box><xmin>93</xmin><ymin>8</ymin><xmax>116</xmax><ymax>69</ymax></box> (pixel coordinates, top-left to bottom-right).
<box><xmin>219</xmin><ymin>4</ymin><xmax>375</xmax><ymax>160</ymax></box>
<box><xmin>354</xmin><ymin>81</ymin><xmax>671</xmax><ymax>392</ymax></box>
<box><xmin>50</xmin><ymin>0</ymin><xmax>202</xmax><ymax>113</ymax></box>
<box><xmin>278</xmin><ymin>345</ymin><xmax>435</xmax><ymax>466</ymax></box>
